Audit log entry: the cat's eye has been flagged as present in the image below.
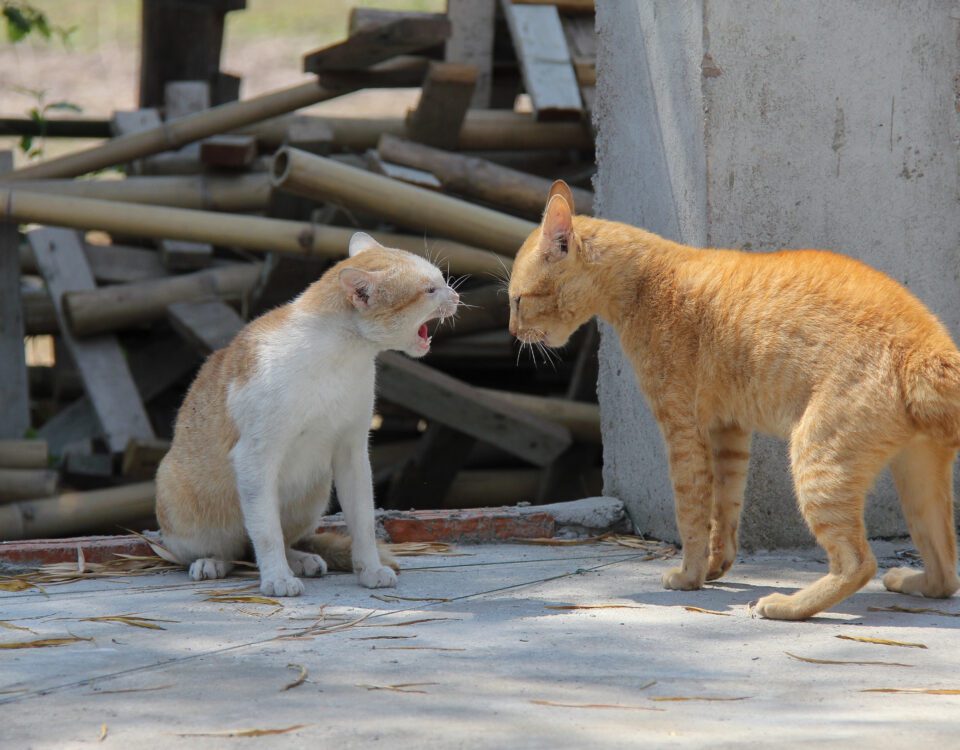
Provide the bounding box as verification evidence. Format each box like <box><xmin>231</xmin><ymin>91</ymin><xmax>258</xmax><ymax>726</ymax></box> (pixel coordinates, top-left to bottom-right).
<box><xmin>427</xmin><ymin>286</ymin><xmax>437</xmax><ymax>294</ymax></box>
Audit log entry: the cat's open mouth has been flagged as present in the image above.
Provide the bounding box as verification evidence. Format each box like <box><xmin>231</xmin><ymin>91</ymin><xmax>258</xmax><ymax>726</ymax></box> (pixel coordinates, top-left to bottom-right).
<box><xmin>416</xmin><ymin>322</ymin><xmax>431</xmax><ymax>352</ymax></box>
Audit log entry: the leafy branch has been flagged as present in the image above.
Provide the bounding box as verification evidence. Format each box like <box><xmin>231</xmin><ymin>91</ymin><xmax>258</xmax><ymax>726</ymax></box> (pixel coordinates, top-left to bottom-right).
<box><xmin>3</xmin><ymin>1</ymin><xmax>75</xmax><ymax>44</ymax></box>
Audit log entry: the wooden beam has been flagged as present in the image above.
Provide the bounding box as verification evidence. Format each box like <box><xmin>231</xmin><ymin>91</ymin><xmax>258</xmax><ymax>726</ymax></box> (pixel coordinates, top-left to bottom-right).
<box><xmin>303</xmin><ymin>15</ymin><xmax>451</xmax><ymax>73</ymax></box>
<box><xmin>446</xmin><ymin>0</ymin><xmax>496</xmax><ymax>108</ymax></box>
<box><xmin>405</xmin><ymin>62</ymin><xmax>478</xmax><ymax>149</ymax></box>
<box><xmin>122</xmin><ymin>437</ymin><xmax>171</xmax><ymax>480</ymax></box>
<box><xmin>502</xmin><ymin>1</ymin><xmax>583</xmax><ymax>120</ymax></box>
<box><xmin>378</xmin><ymin>134</ymin><xmax>594</xmax><ymax>219</ymax></box>
<box><xmin>159</xmin><ymin>239</ymin><xmax>214</xmax><ymax>271</ymax></box>
<box><xmin>386</xmin><ymin>424</ymin><xmax>476</xmax><ymax>510</ymax></box>
<box><xmin>166</xmin><ymin>298</ymin><xmax>244</xmax><ymax>354</ymax></box>
<box><xmin>562</xmin><ymin>15</ymin><xmax>597</xmax><ymax>115</ymax></box>
<box><xmin>512</xmin><ymin>0</ymin><xmax>595</xmax><ymax>14</ymax></box>
<box><xmin>29</xmin><ymin>228</ymin><xmax>155</xmax><ymax>454</ymax></box>
<box><xmin>376</xmin><ymin>352</ymin><xmax>571</xmax><ymax>466</ymax></box>
<box><xmin>0</xmin><ymin>151</ymin><xmax>29</xmax><ymax>439</ymax></box>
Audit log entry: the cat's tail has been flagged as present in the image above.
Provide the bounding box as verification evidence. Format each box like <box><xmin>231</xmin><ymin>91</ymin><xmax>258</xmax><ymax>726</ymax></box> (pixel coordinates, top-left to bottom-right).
<box><xmin>296</xmin><ymin>532</ymin><xmax>399</xmax><ymax>572</ymax></box>
<box><xmin>903</xmin><ymin>348</ymin><xmax>960</xmax><ymax>444</ymax></box>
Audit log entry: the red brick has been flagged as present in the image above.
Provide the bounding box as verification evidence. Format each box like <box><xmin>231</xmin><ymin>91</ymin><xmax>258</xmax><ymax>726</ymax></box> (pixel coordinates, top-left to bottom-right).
<box><xmin>0</xmin><ymin>535</ymin><xmax>152</xmax><ymax>566</ymax></box>
<box><xmin>383</xmin><ymin>509</ymin><xmax>555</xmax><ymax>543</ymax></box>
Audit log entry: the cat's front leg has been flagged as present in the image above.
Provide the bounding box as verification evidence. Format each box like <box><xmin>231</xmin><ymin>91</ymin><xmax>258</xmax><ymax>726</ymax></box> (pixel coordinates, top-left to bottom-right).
<box><xmin>333</xmin><ymin>431</ymin><xmax>397</xmax><ymax>589</ymax></box>
<box><xmin>661</xmin><ymin>424</ymin><xmax>713</xmax><ymax>591</ymax></box>
<box><xmin>232</xmin><ymin>440</ymin><xmax>305</xmax><ymax>597</ymax></box>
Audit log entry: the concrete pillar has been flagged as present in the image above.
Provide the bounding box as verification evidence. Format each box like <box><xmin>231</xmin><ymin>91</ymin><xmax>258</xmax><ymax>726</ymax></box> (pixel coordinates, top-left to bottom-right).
<box><xmin>594</xmin><ymin>0</ymin><xmax>960</xmax><ymax>548</ymax></box>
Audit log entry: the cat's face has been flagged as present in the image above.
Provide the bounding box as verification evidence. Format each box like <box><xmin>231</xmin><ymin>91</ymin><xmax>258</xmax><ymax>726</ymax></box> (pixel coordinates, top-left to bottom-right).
<box><xmin>508</xmin><ymin>181</ymin><xmax>591</xmax><ymax>348</ymax></box>
<box><xmin>339</xmin><ymin>233</ymin><xmax>459</xmax><ymax>357</ymax></box>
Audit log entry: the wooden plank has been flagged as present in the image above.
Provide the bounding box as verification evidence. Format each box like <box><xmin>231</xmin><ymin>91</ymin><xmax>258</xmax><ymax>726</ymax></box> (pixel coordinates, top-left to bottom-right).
<box><xmin>111</xmin><ymin>109</ymin><xmax>162</xmax><ymax>137</ymax></box>
<box><xmin>512</xmin><ymin>0</ymin><xmax>595</xmax><ymax>13</ymax></box>
<box><xmin>200</xmin><ymin>134</ymin><xmax>257</xmax><ymax>168</ymax></box>
<box><xmin>445</xmin><ymin>0</ymin><xmax>496</xmax><ymax>108</ymax></box>
<box><xmin>366</xmin><ymin>152</ymin><xmax>443</xmax><ymax>191</ymax></box>
<box><xmin>0</xmin><ymin>151</ymin><xmax>30</xmax><ymax>439</ymax></box>
<box><xmin>405</xmin><ymin>62</ymin><xmax>478</xmax><ymax>149</ymax></box>
<box><xmin>159</xmin><ymin>239</ymin><xmax>213</xmax><ymax>271</ymax></box>
<box><xmin>29</xmin><ymin>228</ymin><xmax>155</xmax><ymax>454</ymax></box>
<box><xmin>83</xmin><ymin>242</ymin><xmax>169</xmax><ymax>284</ymax></box>
<box><xmin>249</xmin><ymin>253</ymin><xmax>329</xmax><ymax>316</ymax></box>
<box><xmin>387</xmin><ymin>424</ymin><xmax>476</xmax><ymax>510</ymax></box>
<box><xmin>376</xmin><ymin>352</ymin><xmax>571</xmax><ymax>466</ymax></box>
<box><xmin>562</xmin><ymin>15</ymin><xmax>597</xmax><ymax>115</ymax></box>
<box><xmin>38</xmin><ymin>335</ymin><xmax>198</xmax><ymax>455</ymax></box>
<box><xmin>303</xmin><ymin>15</ymin><xmax>451</xmax><ymax>73</ymax></box>
<box><xmin>122</xmin><ymin>437</ymin><xmax>171</xmax><ymax>480</ymax></box>
<box><xmin>166</xmin><ymin>299</ymin><xmax>243</xmax><ymax>355</ymax></box>
<box><xmin>164</xmin><ymin>81</ymin><xmax>210</xmax><ymax>120</ymax></box>
<box><xmin>502</xmin><ymin>2</ymin><xmax>583</xmax><ymax>120</ymax></box>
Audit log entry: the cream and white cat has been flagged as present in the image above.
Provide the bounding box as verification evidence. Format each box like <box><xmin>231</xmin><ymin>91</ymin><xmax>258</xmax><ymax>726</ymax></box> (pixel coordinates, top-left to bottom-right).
<box><xmin>156</xmin><ymin>233</ymin><xmax>459</xmax><ymax>596</ymax></box>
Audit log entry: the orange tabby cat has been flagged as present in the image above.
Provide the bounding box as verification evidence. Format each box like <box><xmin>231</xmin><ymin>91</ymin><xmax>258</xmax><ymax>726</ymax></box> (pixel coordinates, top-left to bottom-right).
<box><xmin>508</xmin><ymin>180</ymin><xmax>960</xmax><ymax>620</ymax></box>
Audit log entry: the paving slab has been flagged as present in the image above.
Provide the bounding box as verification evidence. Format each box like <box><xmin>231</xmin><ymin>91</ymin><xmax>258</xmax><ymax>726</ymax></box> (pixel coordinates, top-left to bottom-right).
<box><xmin>1</xmin><ymin>541</ymin><xmax>958</xmax><ymax>748</ymax></box>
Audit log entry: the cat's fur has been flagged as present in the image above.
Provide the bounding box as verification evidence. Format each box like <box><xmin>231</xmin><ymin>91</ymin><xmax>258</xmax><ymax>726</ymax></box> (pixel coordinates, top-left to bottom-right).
<box><xmin>508</xmin><ymin>180</ymin><xmax>960</xmax><ymax>620</ymax></box>
<box><xmin>156</xmin><ymin>233</ymin><xmax>459</xmax><ymax>596</ymax></box>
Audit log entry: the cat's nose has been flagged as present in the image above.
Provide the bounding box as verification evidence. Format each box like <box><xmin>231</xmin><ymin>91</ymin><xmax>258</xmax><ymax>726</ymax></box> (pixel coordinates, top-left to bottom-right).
<box><xmin>449</xmin><ymin>290</ymin><xmax>460</xmax><ymax>305</ymax></box>
<box><xmin>508</xmin><ymin>318</ymin><xmax>517</xmax><ymax>337</ymax></box>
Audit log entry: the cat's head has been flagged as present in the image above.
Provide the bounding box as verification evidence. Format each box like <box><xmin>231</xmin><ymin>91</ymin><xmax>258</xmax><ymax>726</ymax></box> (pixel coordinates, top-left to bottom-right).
<box><xmin>337</xmin><ymin>233</ymin><xmax>459</xmax><ymax>357</ymax></box>
<box><xmin>508</xmin><ymin>180</ymin><xmax>592</xmax><ymax>348</ymax></box>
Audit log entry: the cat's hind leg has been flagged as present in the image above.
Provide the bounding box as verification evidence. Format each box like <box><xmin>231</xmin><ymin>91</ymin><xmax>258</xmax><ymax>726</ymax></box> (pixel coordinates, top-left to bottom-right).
<box><xmin>707</xmin><ymin>425</ymin><xmax>751</xmax><ymax>581</ymax></box>
<box><xmin>884</xmin><ymin>438</ymin><xmax>960</xmax><ymax>599</ymax></box>
<box><xmin>189</xmin><ymin>558</ymin><xmax>235</xmax><ymax>581</ymax></box>
<box><xmin>286</xmin><ymin>547</ymin><xmax>328</xmax><ymax>578</ymax></box>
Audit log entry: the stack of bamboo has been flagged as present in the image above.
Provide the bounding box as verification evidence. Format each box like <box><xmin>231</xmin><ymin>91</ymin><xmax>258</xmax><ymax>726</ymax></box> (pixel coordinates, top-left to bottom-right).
<box><xmin>0</xmin><ymin>0</ymin><xmax>602</xmax><ymax>542</ymax></box>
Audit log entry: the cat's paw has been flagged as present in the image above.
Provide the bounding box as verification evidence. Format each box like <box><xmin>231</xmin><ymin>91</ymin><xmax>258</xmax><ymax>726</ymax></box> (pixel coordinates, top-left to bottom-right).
<box><xmin>189</xmin><ymin>558</ymin><xmax>231</xmax><ymax>581</ymax></box>
<box><xmin>753</xmin><ymin>592</ymin><xmax>806</xmax><ymax>620</ymax></box>
<box><xmin>661</xmin><ymin>566</ymin><xmax>703</xmax><ymax>591</ymax></box>
<box><xmin>706</xmin><ymin>555</ymin><xmax>734</xmax><ymax>581</ymax></box>
<box><xmin>260</xmin><ymin>573</ymin><xmax>305</xmax><ymax>597</ymax></box>
<box><xmin>288</xmin><ymin>551</ymin><xmax>328</xmax><ymax>578</ymax></box>
<box><xmin>883</xmin><ymin>567</ymin><xmax>960</xmax><ymax>599</ymax></box>
<box><xmin>358</xmin><ymin>565</ymin><xmax>398</xmax><ymax>589</ymax></box>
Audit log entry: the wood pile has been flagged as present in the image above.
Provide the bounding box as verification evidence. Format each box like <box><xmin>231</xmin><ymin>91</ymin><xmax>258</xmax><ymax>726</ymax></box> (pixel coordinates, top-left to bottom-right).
<box><xmin>0</xmin><ymin>0</ymin><xmax>601</xmax><ymax>542</ymax></box>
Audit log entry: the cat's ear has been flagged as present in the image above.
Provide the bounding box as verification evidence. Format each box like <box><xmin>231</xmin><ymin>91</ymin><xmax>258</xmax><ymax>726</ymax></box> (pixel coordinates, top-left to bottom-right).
<box><xmin>348</xmin><ymin>232</ymin><xmax>383</xmax><ymax>258</ymax></box>
<box><xmin>547</xmin><ymin>179</ymin><xmax>576</xmax><ymax>215</ymax></box>
<box><xmin>540</xmin><ymin>193</ymin><xmax>574</xmax><ymax>262</ymax></box>
<box><xmin>339</xmin><ymin>267</ymin><xmax>379</xmax><ymax>310</ymax></box>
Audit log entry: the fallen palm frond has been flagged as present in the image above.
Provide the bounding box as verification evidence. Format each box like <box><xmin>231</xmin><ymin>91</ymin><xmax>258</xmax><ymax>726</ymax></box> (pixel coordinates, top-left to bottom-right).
<box><xmin>205</xmin><ymin>594</ymin><xmax>282</xmax><ymax>606</ymax></box>
<box><xmin>373</xmin><ymin>646</ymin><xmax>466</xmax><ymax>652</ymax></box>
<box><xmin>602</xmin><ymin>535</ymin><xmax>678</xmax><ymax>557</ymax></box>
<box><xmin>0</xmin><ymin>687</ymin><xmax>28</xmax><ymax>695</ymax></box>
<box><xmin>350</xmin><ymin>635</ymin><xmax>416</xmax><ymax>641</ymax></box>
<box><xmin>200</xmin><ymin>584</ymin><xmax>259</xmax><ymax>597</ymax></box>
<box><xmin>0</xmin><ymin>620</ymin><xmax>36</xmax><ymax>634</ymax></box>
<box><xmin>868</xmin><ymin>605</ymin><xmax>960</xmax><ymax>618</ymax></box>
<box><xmin>92</xmin><ymin>684</ymin><xmax>173</xmax><ymax>695</ymax></box>
<box><xmin>175</xmin><ymin>724</ymin><xmax>310</xmax><ymax>738</ymax></box>
<box><xmin>99</xmin><ymin>724</ymin><xmax>108</xmax><ymax>742</ymax></box>
<box><xmin>282</xmin><ymin>664</ymin><xmax>308</xmax><ymax>692</ymax></box>
<box><xmin>516</xmin><ymin>534</ymin><xmax>614</xmax><ymax>546</ymax></box>
<box><xmin>836</xmin><ymin>635</ymin><xmax>927</xmax><ymax>649</ymax></box>
<box><xmin>0</xmin><ymin>635</ymin><xmax>93</xmax><ymax>650</ymax></box>
<box><xmin>387</xmin><ymin>542</ymin><xmax>463</xmax><ymax>556</ymax></box>
<box><xmin>786</xmin><ymin>651</ymin><xmax>913</xmax><ymax>667</ymax></box>
<box><xmin>79</xmin><ymin>614</ymin><xmax>178</xmax><ymax>631</ymax></box>
<box><xmin>531</xmin><ymin>699</ymin><xmax>664</xmax><ymax>712</ymax></box>
<box><xmin>22</xmin><ymin>555</ymin><xmax>179</xmax><ymax>585</ymax></box>
<box><xmin>683</xmin><ymin>606</ymin><xmax>731</xmax><ymax>616</ymax></box>
<box><xmin>361</xmin><ymin>617</ymin><xmax>461</xmax><ymax>628</ymax></box>
<box><xmin>358</xmin><ymin>682</ymin><xmax>438</xmax><ymax>694</ymax></box>
<box><xmin>651</xmin><ymin>696</ymin><xmax>750</xmax><ymax>702</ymax></box>
<box><xmin>862</xmin><ymin>688</ymin><xmax>960</xmax><ymax>695</ymax></box>
<box><xmin>0</xmin><ymin>578</ymin><xmax>39</xmax><ymax>592</ymax></box>
<box><xmin>545</xmin><ymin>604</ymin><xmax>644</xmax><ymax>611</ymax></box>
<box><xmin>277</xmin><ymin>611</ymin><xmax>376</xmax><ymax>641</ymax></box>
<box><xmin>372</xmin><ymin>594</ymin><xmax>451</xmax><ymax>603</ymax></box>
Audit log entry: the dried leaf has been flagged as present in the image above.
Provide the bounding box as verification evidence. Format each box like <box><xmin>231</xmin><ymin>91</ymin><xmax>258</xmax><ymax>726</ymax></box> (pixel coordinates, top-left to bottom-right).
<box><xmin>358</xmin><ymin>682</ymin><xmax>438</xmax><ymax>694</ymax></box>
<box><xmin>387</xmin><ymin>542</ymin><xmax>464</xmax><ymax>556</ymax></box>
<box><xmin>373</xmin><ymin>646</ymin><xmax>466</xmax><ymax>652</ymax></box>
<box><xmin>651</xmin><ymin>696</ymin><xmax>750</xmax><ymax>702</ymax></box>
<box><xmin>862</xmin><ymin>688</ymin><xmax>960</xmax><ymax>695</ymax></box>
<box><xmin>836</xmin><ymin>635</ymin><xmax>927</xmax><ymax>649</ymax></box>
<box><xmin>868</xmin><ymin>605</ymin><xmax>960</xmax><ymax>618</ymax></box>
<box><xmin>77</xmin><ymin>546</ymin><xmax>86</xmax><ymax>574</ymax></box>
<box><xmin>176</xmin><ymin>724</ymin><xmax>309</xmax><ymax>738</ymax></box>
<box><xmin>517</xmin><ymin>534</ymin><xmax>614</xmax><ymax>546</ymax></box>
<box><xmin>98</xmin><ymin>724</ymin><xmax>107</xmax><ymax>742</ymax></box>
<box><xmin>0</xmin><ymin>578</ymin><xmax>37</xmax><ymax>592</ymax></box>
<box><xmin>93</xmin><ymin>684</ymin><xmax>173</xmax><ymax>695</ymax></box>
<box><xmin>200</xmin><ymin>584</ymin><xmax>259</xmax><ymax>597</ymax></box>
<box><xmin>546</xmin><ymin>603</ymin><xmax>643</xmax><ymax>611</ymax></box>
<box><xmin>350</xmin><ymin>635</ymin><xmax>416</xmax><ymax>641</ymax></box>
<box><xmin>372</xmin><ymin>594</ymin><xmax>451</xmax><ymax>603</ymax></box>
<box><xmin>282</xmin><ymin>663</ymin><xmax>307</xmax><ymax>692</ymax></box>
<box><xmin>366</xmin><ymin>617</ymin><xmax>460</xmax><ymax>628</ymax></box>
<box><xmin>205</xmin><ymin>594</ymin><xmax>282</xmax><ymax>606</ymax></box>
<box><xmin>278</xmin><ymin>611</ymin><xmax>374</xmax><ymax>641</ymax></box>
<box><xmin>0</xmin><ymin>635</ymin><xmax>93</xmax><ymax>650</ymax></box>
<box><xmin>81</xmin><ymin>614</ymin><xmax>177</xmax><ymax>631</ymax></box>
<box><xmin>531</xmin><ymin>699</ymin><xmax>664</xmax><ymax>712</ymax></box>
<box><xmin>683</xmin><ymin>606</ymin><xmax>731</xmax><ymax>616</ymax></box>
<box><xmin>0</xmin><ymin>620</ymin><xmax>36</xmax><ymax>634</ymax></box>
<box><xmin>786</xmin><ymin>651</ymin><xmax>913</xmax><ymax>667</ymax></box>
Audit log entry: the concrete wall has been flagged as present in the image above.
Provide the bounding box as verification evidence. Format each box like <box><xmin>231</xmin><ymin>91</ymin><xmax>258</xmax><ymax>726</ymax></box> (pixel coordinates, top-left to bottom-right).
<box><xmin>594</xmin><ymin>0</ymin><xmax>960</xmax><ymax>548</ymax></box>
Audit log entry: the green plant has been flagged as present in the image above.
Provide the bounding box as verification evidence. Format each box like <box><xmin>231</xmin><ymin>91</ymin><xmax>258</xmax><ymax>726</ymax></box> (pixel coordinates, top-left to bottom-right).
<box><xmin>14</xmin><ymin>86</ymin><xmax>83</xmax><ymax>160</ymax></box>
<box><xmin>2</xmin><ymin>1</ymin><xmax>74</xmax><ymax>44</ymax></box>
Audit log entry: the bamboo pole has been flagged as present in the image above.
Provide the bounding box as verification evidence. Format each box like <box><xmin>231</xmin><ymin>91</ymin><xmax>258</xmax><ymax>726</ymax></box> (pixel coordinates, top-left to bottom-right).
<box><xmin>63</xmin><ymin>264</ymin><xmax>261</xmax><ymax>337</ymax></box>
<box><xmin>272</xmin><ymin>147</ymin><xmax>537</xmax><ymax>256</ymax></box>
<box><xmin>378</xmin><ymin>134</ymin><xmax>594</xmax><ymax>219</ymax></box>
<box><xmin>13</xmin><ymin>173</ymin><xmax>272</xmax><ymax>212</ymax></box>
<box><xmin>0</xmin><ymin>440</ymin><xmax>49</xmax><ymax>470</ymax></box>
<box><xmin>0</xmin><ymin>481</ymin><xmax>156</xmax><ymax>541</ymax></box>
<box><xmin>0</xmin><ymin>468</ymin><xmax>59</xmax><ymax>503</ymax></box>
<box><xmin>5</xmin><ymin>80</ymin><xmax>349</xmax><ymax>181</ymax></box>
<box><xmin>475</xmin><ymin>388</ymin><xmax>601</xmax><ymax>444</ymax></box>
<box><xmin>0</xmin><ymin>189</ymin><xmax>509</xmax><ymax>278</ymax></box>
<box><xmin>249</xmin><ymin>109</ymin><xmax>594</xmax><ymax>152</ymax></box>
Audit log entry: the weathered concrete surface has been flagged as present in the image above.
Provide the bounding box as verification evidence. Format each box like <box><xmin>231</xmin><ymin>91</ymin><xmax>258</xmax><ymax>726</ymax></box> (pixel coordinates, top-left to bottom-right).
<box><xmin>594</xmin><ymin>0</ymin><xmax>960</xmax><ymax>548</ymax></box>
<box><xmin>2</xmin><ymin>541</ymin><xmax>959</xmax><ymax>748</ymax></box>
